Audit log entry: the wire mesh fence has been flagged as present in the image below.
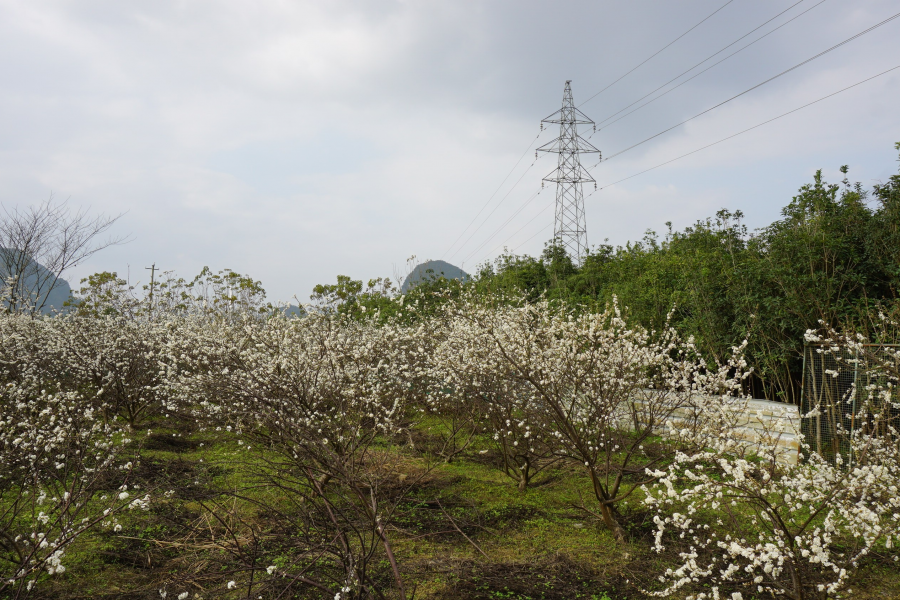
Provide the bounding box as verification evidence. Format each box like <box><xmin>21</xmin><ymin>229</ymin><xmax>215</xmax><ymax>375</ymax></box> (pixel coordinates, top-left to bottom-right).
<box><xmin>801</xmin><ymin>342</ymin><xmax>900</xmax><ymax>463</ymax></box>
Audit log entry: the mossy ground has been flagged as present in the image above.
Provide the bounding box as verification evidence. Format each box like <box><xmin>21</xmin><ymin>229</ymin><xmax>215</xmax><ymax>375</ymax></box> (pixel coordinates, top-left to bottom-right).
<box><xmin>23</xmin><ymin>415</ymin><xmax>900</xmax><ymax>600</ymax></box>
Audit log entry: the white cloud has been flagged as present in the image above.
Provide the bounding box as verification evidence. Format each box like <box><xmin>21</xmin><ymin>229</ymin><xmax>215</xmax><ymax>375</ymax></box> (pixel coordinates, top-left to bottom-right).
<box><xmin>1</xmin><ymin>0</ymin><xmax>898</xmax><ymax>300</ymax></box>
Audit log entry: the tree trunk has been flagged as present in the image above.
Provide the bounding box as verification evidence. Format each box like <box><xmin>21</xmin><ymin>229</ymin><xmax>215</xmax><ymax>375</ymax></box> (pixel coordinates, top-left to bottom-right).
<box><xmin>598</xmin><ymin>501</ymin><xmax>626</xmax><ymax>543</ymax></box>
<box><xmin>587</xmin><ymin>468</ymin><xmax>626</xmax><ymax>542</ymax></box>
<box><xmin>518</xmin><ymin>474</ymin><xmax>528</xmax><ymax>491</ymax></box>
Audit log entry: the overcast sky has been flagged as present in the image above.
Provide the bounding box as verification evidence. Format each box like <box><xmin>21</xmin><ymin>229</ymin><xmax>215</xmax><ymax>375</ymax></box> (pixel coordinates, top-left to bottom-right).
<box><xmin>2</xmin><ymin>0</ymin><xmax>899</xmax><ymax>303</ymax></box>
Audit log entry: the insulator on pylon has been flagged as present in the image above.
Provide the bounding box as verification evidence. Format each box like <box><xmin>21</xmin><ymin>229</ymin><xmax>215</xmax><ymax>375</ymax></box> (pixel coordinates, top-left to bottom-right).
<box><xmin>542</xmin><ymin>181</ymin><xmax>544</xmax><ymax>189</ymax></box>
<box><xmin>535</xmin><ymin>151</ymin><xmax>538</xmax><ymax>159</ymax></box>
<box><xmin>594</xmin><ymin>183</ymin><xmax>598</xmax><ymax>190</ymax></box>
<box><xmin>540</xmin><ymin>123</ymin><xmax>543</xmax><ymax>131</ymax></box>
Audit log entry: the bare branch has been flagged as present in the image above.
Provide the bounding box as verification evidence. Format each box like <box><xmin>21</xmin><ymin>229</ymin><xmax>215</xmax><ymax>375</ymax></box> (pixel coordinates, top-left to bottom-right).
<box><xmin>0</xmin><ymin>197</ymin><xmax>128</xmax><ymax>314</ymax></box>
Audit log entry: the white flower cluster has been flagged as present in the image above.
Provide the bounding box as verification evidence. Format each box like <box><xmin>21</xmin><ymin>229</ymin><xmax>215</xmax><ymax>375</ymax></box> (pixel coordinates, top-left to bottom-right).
<box><xmin>172</xmin><ymin>310</ymin><xmax>428</xmax><ymax>467</ymax></box>
<box><xmin>433</xmin><ymin>294</ymin><xmax>751</xmax><ymax>538</ymax></box>
<box><xmin>644</xmin><ymin>438</ymin><xmax>900</xmax><ymax>599</ymax></box>
<box><xmin>0</xmin><ymin>311</ymin><xmax>175</xmax><ymax>429</ymax></box>
<box><xmin>0</xmin><ymin>314</ymin><xmax>154</xmax><ymax>596</ymax></box>
<box><xmin>3</xmin><ymin>285</ymin><xmax>897</xmax><ymax>598</ymax></box>
<box><xmin>643</xmin><ymin>321</ymin><xmax>900</xmax><ymax>599</ymax></box>
<box><xmin>161</xmin><ymin>308</ymin><xmax>434</xmax><ymax>597</ymax></box>
<box><xmin>0</xmin><ymin>379</ymin><xmax>143</xmax><ymax>596</ymax></box>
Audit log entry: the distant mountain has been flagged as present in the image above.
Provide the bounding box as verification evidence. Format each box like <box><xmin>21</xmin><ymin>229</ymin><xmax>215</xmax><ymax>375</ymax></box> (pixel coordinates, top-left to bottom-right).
<box><xmin>0</xmin><ymin>247</ymin><xmax>72</xmax><ymax>314</ymax></box>
<box><xmin>401</xmin><ymin>260</ymin><xmax>469</xmax><ymax>293</ymax></box>
<box><xmin>278</xmin><ymin>304</ymin><xmax>306</xmax><ymax>318</ymax></box>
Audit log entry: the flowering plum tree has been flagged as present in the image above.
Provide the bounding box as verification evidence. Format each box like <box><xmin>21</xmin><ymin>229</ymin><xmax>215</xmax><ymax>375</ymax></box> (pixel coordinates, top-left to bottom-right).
<box><xmin>437</xmin><ymin>294</ymin><xmax>750</xmax><ymax>541</ymax></box>
<box><xmin>0</xmin><ymin>382</ymin><xmax>146</xmax><ymax>598</ymax></box>
<box><xmin>645</xmin><ymin>321</ymin><xmax>900</xmax><ymax>600</ymax></box>
<box><xmin>1</xmin><ymin>308</ymin><xmax>172</xmax><ymax>430</ymax></box>
<box><xmin>645</xmin><ymin>436</ymin><xmax>900</xmax><ymax>600</ymax></box>
<box><xmin>435</xmin><ymin>298</ymin><xmax>559</xmax><ymax>489</ymax></box>
<box><xmin>54</xmin><ymin>316</ymin><xmax>171</xmax><ymax>428</ymax></box>
<box><xmin>171</xmin><ymin>312</ymin><xmax>430</xmax><ymax>599</ymax></box>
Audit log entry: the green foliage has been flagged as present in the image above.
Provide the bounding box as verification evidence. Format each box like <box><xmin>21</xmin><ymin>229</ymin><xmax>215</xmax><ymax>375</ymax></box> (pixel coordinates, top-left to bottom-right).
<box><xmin>312</xmin><ymin>270</ymin><xmax>468</xmax><ymax>324</ymax></box>
<box><xmin>160</xmin><ymin>266</ymin><xmax>271</xmax><ymax>315</ymax></box>
<box><xmin>311</xmin><ymin>274</ymin><xmax>401</xmax><ymax>321</ymax></box>
<box><xmin>465</xmin><ymin>142</ymin><xmax>900</xmax><ymax>402</ymax></box>
<box><xmin>68</xmin><ymin>266</ymin><xmax>275</xmax><ymax>319</ymax></box>
<box><xmin>867</xmin><ymin>141</ymin><xmax>900</xmax><ymax>296</ymax></box>
<box><xmin>67</xmin><ymin>271</ymin><xmax>139</xmax><ymax>317</ymax></box>
<box><xmin>734</xmin><ymin>169</ymin><xmax>878</xmax><ymax>400</ymax></box>
<box><xmin>307</xmin><ymin>143</ymin><xmax>899</xmax><ymax>403</ymax></box>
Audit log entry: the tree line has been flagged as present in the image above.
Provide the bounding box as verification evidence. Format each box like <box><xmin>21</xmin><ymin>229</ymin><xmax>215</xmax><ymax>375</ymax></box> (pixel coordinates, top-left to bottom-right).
<box><xmin>4</xmin><ymin>143</ymin><xmax>899</xmax><ymax>404</ymax></box>
<box><xmin>323</xmin><ymin>142</ymin><xmax>900</xmax><ymax>404</ymax></box>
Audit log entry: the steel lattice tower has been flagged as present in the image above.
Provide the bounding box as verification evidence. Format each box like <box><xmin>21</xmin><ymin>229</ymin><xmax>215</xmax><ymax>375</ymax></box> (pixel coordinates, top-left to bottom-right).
<box><xmin>537</xmin><ymin>81</ymin><xmax>600</xmax><ymax>264</ymax></box>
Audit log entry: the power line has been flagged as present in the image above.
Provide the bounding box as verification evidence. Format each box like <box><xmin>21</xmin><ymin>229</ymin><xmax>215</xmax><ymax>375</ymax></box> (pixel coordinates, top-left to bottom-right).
<box><xmin>595</xmin><ymin>9</ymin><xmax>900</xmax><ymax>165</ymax></box>
<box><xmin>463</xmin><ymin>189</ymin><xmax>543</xmax><ymax>265</ymax></box>
<box><xmin>462</xmin><ymin>9</ymin><xmax>900</xmax><ymax>267</ymax></box>
<box><xmin>448</xmin><ymin>6</ymin><xmax>896</xmax><ymax>269</ymax></box>
<box><xmin>468</xmin><ymin>1</ymin><xmax>762</xmax><ymax>265</ymax></box>
<box><xmin>443</xmin><ymin>130</ymin><xmax>545</xmax><ymax>259</ymax></box>
<box><xmin>591</xmin><ymin>64</ymin><xmax>900</xmax><ymax>192</ymax></box>
<box><xmin>483</xmin><ymin>199</ymin><xmax>554</xmax><ymax>261</ymax></box>
<box><xmin>510</xmin><ymin>222</ymin><xmax>553</xmax><ymax>257</ymax></box>
<box><xmin>485</xmin><ymin>63</ymin><xmax>900</xmax><ymax>265</ymax></box>
<box><xmin>579</xmin><ymin>0</ymin><xmax>736</xmax><ymax>108</ymax></box>
<box><xmin>466</xmin><ymin>182</ymin><xmax>554</xmax><ymax>265</ymax></box>
<box><xmin>447</xmin><ymin>152</ymin><xmax>546</xmax><ymax>261</ymax></box>
<box><xmin>463</xmin><ymin>182</ymin><xmax>556</xmax><ymax>267</ymax></box>
<box><xmin>594</xmin><ymin>0</ymin><xmax>820</xmax><ymax>130</ymax></box>
<box><xmin>595</xmin><ymin>0</ymin><xmax>828</xmax><ymax>133</ymax></box>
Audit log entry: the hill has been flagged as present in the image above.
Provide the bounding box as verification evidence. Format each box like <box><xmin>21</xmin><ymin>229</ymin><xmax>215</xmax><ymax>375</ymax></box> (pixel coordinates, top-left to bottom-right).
<box><xmin>401</xmin><ymin>260</ymin><xmax>468</xmax><ymax>293</ymax></box>
<box><xmin>0</xmin><ymin>247</ymin><xmax>72</xmax><ymax>314</ymax></box>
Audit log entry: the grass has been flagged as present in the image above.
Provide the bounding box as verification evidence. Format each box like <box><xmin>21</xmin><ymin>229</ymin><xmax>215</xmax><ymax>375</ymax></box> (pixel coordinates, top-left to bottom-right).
<box><xmin>18</xmin><ymin>414</ymin><xmax>900</xmax><ymax>600</ymax></box>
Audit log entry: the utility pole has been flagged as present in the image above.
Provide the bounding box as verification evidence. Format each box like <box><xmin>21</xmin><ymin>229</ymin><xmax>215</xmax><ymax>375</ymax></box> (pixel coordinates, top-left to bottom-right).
<box><xmin>537</xmin><ymin>81</ymin><xmax>600</xmax><ymax>264</ymax></box>
<box><xmin>145</xmin><ymin>263</ymin><xmax>157</xmax><ymax>311</ymax></box>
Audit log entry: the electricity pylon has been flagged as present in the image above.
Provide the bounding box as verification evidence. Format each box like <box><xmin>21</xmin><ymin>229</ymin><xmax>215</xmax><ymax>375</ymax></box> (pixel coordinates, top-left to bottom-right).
<box><xmin>537</xmin><ymin>81</ymin><xmax>600</xmax><ymax>264</ymax></box>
